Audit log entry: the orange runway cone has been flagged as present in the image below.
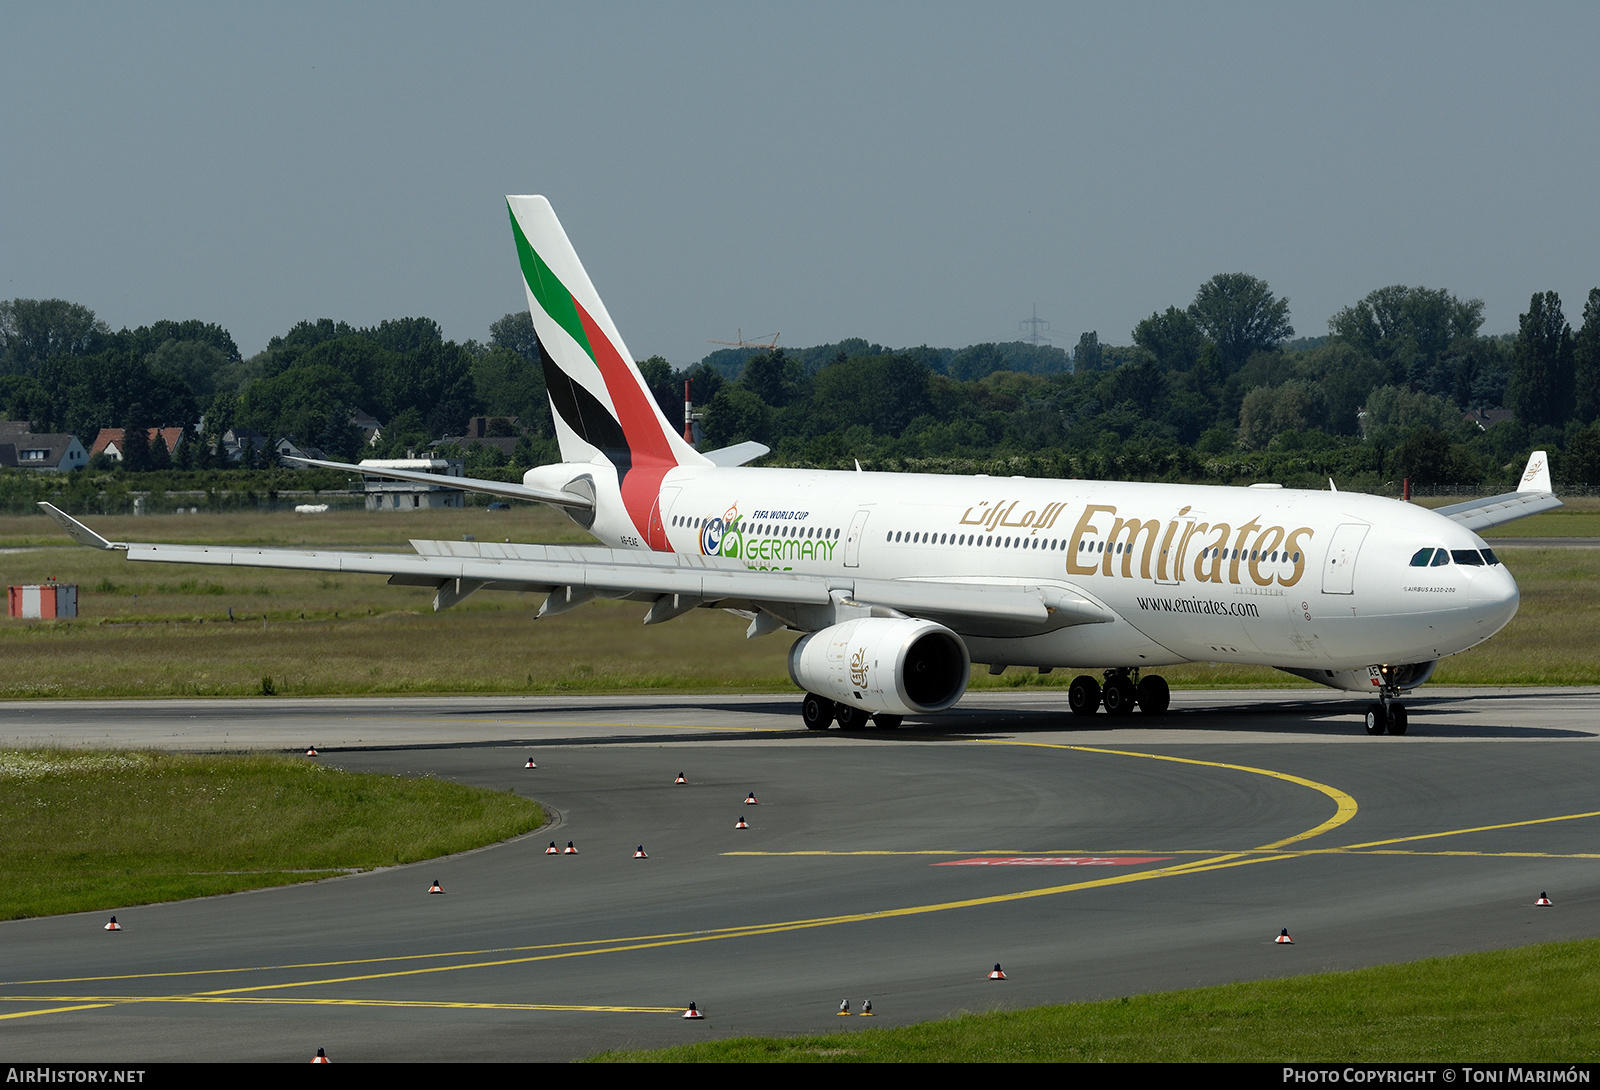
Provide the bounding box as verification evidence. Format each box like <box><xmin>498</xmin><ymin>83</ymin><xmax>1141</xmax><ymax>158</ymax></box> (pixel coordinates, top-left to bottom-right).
<box><xmin>675</xmin><ymin>773</ymin><xmax>687</xmax><ymax>784</ymax></box>
<box><xmin>563</xmin><ymin>841</ymin><xmax>578</xmax><ymax>854</ymax></box>
<box><xmin>744</xmin><ymin>791</ymin><xmax>758</xmax><ymax>804</ymax></box>
<box><xmin>682</xmin><ymin>1002</ymin><xmax>704</xmax><ymax>1020</ymax></box>
<box><xmin>988</xmin><ymin>963</ymin><xmax>1006</xmax><ymax>980</ymax></box>
<box><xmin>861</xmin><ymin>999</ymin><xmax>874</xmax><ymax>1016</ymax></box>
<box><xmin>305</xmin><ymin>746</ymin><xmax>317</xmax><ymax>756</ymax></box>
<box><xmin>525</xmin><ymin>757</ymin><xmax>537</xmax><ymax>768</ymax></box>
<box><xmin>545</xmin><ymin>841</ymin><xmax>559</xmax><ymax>855</ymax></box>
<box><xmin>1536</xmin><ymin>892</ymin><xmax>1553</xmax><ymax>906</ymax></box>
<box><xmin>428</xmin><ymin>879</ymin><xmax>444</xmax><ymax>894</ymax></box>
<box><xmin>634</xmin><ymin>846</ymin><xmax>648</xmax><ymax>858</ymax></box>
<box><xmin>104</xmin><ymin>916</ymin><xmax>121</xmax><ymax>931</ymax></box>
<box><xmin>837</xmin><ymin>999</ymin><xmax>851</xmax><ymax>1015</ymax></box>
<box><xmin>311</xmin><ymin>1048</ymin><xmax>330</xmax><ymax>1063</ymax></box>
<box><xmin>1276</xmin><ymin>929</ymin><xmax>1294</xmax><ymax>944</ymax></box>
<box><xmin>735</xmin><ymin>815</ymin><xmax>748</xmax><ymax>829</ymax></box>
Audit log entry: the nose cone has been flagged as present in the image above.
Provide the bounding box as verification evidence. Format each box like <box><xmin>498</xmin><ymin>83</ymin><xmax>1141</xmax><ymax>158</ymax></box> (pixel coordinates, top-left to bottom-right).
<box><xmin>1470</xmin><ymin>565</ymin><xmax>1520</xmax><ymax>636</ymax></box>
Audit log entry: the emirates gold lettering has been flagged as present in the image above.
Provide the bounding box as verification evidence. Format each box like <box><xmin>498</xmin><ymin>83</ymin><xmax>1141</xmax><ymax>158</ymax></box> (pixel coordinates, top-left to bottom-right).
<box><xmin>962</xmin><ymin>502</ymin><xmax>1313</xmax><ymax>587</ymax></box>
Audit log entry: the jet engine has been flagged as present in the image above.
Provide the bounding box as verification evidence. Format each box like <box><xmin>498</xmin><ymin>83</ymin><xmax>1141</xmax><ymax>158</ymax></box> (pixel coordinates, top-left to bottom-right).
<box><xmin>787</xmin><ymin>617</ymin><xmax>970</xmax><ymax>715</ymax></box>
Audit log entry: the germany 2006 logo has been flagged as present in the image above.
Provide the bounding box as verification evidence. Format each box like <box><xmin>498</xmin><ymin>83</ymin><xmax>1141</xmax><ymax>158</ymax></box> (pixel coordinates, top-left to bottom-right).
<box><xmin>699</xmin><ymin>505</ymin><xmax>742</xmax><ymax>558</ymax></box>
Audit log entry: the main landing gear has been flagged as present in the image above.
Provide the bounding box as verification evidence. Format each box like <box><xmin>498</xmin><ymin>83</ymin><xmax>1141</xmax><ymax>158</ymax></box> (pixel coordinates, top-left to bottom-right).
<box><xmin>801</xmin><ymin>694</ymin><xmax>902</xmax><ymax>731</ymax></box>
<box><xmin>1068</xmin><ymin>669</ymin><xmax>1170</xmax><ymax>718</ymax></box>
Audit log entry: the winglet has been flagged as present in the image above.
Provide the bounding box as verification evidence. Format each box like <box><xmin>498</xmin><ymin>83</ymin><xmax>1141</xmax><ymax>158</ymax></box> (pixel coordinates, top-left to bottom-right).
<box><xmin>1519</xmin><ymin>450</ymin><xmax>1553</xmax><ymax>494</ymax></box>
<box><xmin>37</xmin><ymin>503</ymin><xmax>123</xmax><ymax>550</ymax></box>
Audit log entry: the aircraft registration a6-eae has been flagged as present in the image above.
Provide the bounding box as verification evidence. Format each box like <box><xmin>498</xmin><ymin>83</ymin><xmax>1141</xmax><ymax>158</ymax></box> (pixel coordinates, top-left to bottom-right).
<box><xmin>42</xmin><ymin>196</ymin><xmax>1561</xmax><ymax>735</ymax></box>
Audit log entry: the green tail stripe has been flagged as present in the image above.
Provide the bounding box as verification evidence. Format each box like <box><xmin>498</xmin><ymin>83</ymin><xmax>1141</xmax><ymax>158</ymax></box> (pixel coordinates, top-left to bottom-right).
<box><xmin>507</xmin><ymin>202</ymin><xmax>594</xmax><ymax>364</ymax></box>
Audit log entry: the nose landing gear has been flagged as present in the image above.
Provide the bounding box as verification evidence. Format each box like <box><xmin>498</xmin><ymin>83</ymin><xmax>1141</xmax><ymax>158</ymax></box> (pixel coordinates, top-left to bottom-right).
<box><xmin>1364</xmin><ymin>668</ymin><xmax>1410</xmax><ymax>736</ymax></box>
<box><xmin>1365</xmin><ymin>701</ymin><xmax>1408</xmax><ymax>735</ymax></box>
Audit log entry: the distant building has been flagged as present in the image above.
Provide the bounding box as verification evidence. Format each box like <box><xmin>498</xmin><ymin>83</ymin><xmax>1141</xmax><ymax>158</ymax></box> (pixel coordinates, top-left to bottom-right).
<box><xmin>273</xmin><ymin>437</ymin><xmax>326</xmax><ymax>467</ymax></box>
<box><xmin>88</xmin><ymin>426</ymin><xmax>186</xmax><ymax>462</ymax></box>
<box><xmin>433</xmin><ymin>416</ymin><xmax>521</xmax><ymax>459</ymax></box>
<box><xmin>358</xmin><ymin>456</ymin><xmax>465</xmax><ymax>511</ymax></box>
<box><xmin>221</xmin><ymin>427</ymin><xmax>269</xmax><ymax>464</ymax></box>
<box><xmin>1464</xmin><ymin>409</ymin><xmax>1515</xmax><ymax>431</ymax></box>
<box><xmin>349</xmin><ymin>408</ymin><xmax>383</xmax><ymax>448</ymax></box>
<box><xmin>0</xmin><ymin>421</ymin><xmax>88</xmax><ymax>471</ymax></box>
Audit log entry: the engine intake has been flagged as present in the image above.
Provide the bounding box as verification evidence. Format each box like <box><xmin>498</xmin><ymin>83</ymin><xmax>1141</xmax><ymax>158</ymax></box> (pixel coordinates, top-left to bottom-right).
<box><xmin>788</xmin><ymin>617</ymin><xmax>970</xmax><ymax>715</ymax></box>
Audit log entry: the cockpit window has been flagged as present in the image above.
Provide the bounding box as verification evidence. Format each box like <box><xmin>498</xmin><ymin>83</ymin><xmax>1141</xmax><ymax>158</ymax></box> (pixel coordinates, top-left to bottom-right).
<box><xmin>1451</xmin><ymin>549</ymin><xmax>1485</xmax><ymax>566</ymax></box>
<box><xmin>1430</xmin><ymin>548</ymin><xmax>1451</xmax><ymax>567</ymax></box>
<box><xmin>1409</xmin><ymin>548</ymin><xmax>1434</xmax><ymax>567</ymax></box>
<box><xmin>1481</xmin><ymin>548</ymin><xmax>1501</xmax><ymax>566</ymax></box>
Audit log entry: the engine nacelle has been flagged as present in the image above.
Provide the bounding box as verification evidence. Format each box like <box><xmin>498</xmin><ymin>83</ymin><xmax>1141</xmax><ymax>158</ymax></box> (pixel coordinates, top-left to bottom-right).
<box><xmin>788</xmin><ymin>617</ymin><xmax>970</xmax><ymax>715</ymax></box>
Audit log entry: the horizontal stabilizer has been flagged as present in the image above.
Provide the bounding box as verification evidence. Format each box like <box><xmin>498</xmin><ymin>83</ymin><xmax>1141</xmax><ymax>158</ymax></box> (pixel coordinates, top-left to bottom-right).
<box><xmin>703</xmin><ymin>441</ymin><xmax>770</xmax><ymax>467</ymax></box>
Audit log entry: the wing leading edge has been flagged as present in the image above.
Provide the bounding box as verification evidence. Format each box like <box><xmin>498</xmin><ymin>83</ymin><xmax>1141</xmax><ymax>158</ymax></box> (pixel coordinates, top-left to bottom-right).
<box><xmin>1435</xmin><ymin>450</ymin><xmax>1562</xmax><ymax>531</ymax></box>
<box><xmin>36</xmin><ymin>503</ymin><xmax>1112</xmax><ymax>636</ymax></box>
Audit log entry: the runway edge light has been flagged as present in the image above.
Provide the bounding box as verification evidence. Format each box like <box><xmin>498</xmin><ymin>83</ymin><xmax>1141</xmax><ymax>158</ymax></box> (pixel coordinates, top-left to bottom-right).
<box><xmin>682</xmin><ymin>1002</ymin><xmax>704</xmax><ymax>1020</ymax></box>
<box><xmin>1536</xmin><ymin>891</ymin><xmax>1553</xmax><ymax>906</ymax></box>
<box><xmin>1276</xmin><ymin>929</ymin><xmax>1294</xmax><ymax>944</ymax></box>
<box><xmin>988</xmin><ymin>963</ymin><xmax>1006</xmax><ymax>980</ymax></box>
<box><xmin>104</xmin><ymin>915</ymin><xmax>121</xmax><ymax>931</ymax></box>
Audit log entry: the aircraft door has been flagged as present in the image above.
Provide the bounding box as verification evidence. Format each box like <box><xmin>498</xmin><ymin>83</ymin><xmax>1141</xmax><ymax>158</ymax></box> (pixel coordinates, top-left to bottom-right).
<box><xmin>844</xmin><ymin>509</ymin><xmax>871</xmax><ymax>568</ymax></box>
<box><xmin>652</xmin><ymin>487</ymin><xmax>682</xmax><ymax>552</ymax></box>
<box><xmin>1321</xmin><ymin>523</ymin><xmax>1370</xmax><ymax>595</ymax></box>
<box><xmin>1155</xmin><ymin>510</ymin><xmax>1199</xmax><ymax>585</ymax></box>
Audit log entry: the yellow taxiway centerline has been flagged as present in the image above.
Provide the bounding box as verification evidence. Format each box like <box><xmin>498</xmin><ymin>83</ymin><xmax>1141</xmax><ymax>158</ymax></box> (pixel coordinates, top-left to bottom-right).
<box><xmin>12</xmin><ymin>743</ymin><xmax>1588</xmax><ymax>1021</ymax></box>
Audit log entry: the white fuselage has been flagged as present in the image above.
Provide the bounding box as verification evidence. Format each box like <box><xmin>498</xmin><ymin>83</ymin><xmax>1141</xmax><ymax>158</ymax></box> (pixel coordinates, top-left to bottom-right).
<box><xmin>531</xmin><ymin>461</ymin><xmax>1520</xmax><ymax>676</ymax></box>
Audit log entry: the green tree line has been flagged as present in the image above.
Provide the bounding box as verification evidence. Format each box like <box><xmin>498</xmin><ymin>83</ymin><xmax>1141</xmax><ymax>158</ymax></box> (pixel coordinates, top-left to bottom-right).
<box><xmin>4</xmin><ymin>273</ymin><xmax>1600</xmax><ymax>490</ymax></box>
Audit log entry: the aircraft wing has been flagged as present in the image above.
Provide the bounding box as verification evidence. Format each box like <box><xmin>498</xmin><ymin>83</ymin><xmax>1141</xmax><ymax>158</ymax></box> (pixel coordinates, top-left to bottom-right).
<box><xmin>286</xmin><ymin>456</ymin><xmax>594</xmax><ymax>509</ymax></box>
<box><xmin>36</xmin><ymin>503</ymin><xmax>1112</xmax><ymax>635</ymax></box>
<box><xmin>1434</xmin><ymin>450</ymin><xmax>1562</xmax><ymax>531</ymax></box>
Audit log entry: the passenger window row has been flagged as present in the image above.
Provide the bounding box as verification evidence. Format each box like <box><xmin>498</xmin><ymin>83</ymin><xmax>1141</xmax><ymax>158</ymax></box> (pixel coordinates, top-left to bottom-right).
<box><xmin>673</xmin><ymin>516</ymin><xmax>839</xmax><ymax>540</ymax></box>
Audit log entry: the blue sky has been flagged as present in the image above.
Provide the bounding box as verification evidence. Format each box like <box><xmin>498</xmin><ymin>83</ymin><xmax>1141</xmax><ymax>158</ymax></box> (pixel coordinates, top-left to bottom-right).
<box><xmin>3</xmin><ymin>3</ymin><xmax>1596</xmax><ymax>362</ymax></box>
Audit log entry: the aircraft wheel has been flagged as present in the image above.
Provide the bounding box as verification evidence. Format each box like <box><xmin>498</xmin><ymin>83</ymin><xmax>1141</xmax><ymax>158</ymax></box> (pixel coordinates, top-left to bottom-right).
<box><xmin>873</xmin><ymin>714</ymin><xmax>903</xmax><ymax>730</ymax></box>
<box><xmin>836</xmin><ymin>704</ymin><xmax>869</xmax><ymax>730</ymax></box>
<box><xmin>1102</xmin><ymin>675</ymin><xmax>1137</xmax><ymax>717</ymax></box>
<box><xmin>1388</xmin><ymin>703</ymin><xmax>1408</xmax><ymax>736</ymax></box>
<box><xmin>1137</xmin><ymin>675</ymin><xmax>1171</xmax><ymax>716</ymax></box>
<box><xmin>1364</xmin><ymin>704</ymin><xmax>1387</xmax><ymax>736</ymax></box>
<box><xmin>1068</xmin><ymin>675</ymin><xmax>1101</xmax><ymax>716</ymax></box>
<box><xmin>801</xmin><ymin>693</ymin><xmax>836</xmax><ymax>731</ymax></box>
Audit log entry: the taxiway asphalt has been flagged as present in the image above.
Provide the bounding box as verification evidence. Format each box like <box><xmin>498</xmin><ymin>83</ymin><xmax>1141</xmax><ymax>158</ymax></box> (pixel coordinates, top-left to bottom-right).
<box><xmin>3</xmin><ymin>689</ymin><xmax>1599</xmax><ymax>1061</ymax></box>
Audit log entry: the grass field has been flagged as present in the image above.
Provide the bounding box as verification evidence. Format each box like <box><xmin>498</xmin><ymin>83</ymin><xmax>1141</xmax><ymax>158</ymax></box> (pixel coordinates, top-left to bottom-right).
<box><xmin>1</xmin><ymin>502</ymin><xmax>1597</xmax><ymax>698</ymax></box>
<box><xmin>0</xmin><ymin>750</ymin><xmax>543</xmax><ymax>919</ymax></box>
<box><xmin>590</xmin><ymin>938</ymin><xmax>1600</xmax><ymax>1062</ymax></box>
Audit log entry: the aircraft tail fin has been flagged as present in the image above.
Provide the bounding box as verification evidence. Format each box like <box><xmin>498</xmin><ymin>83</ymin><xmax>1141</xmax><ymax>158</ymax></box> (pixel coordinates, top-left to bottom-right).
<box><xmin>506</xmin><ymin>196</ymin><xmax>709</xmax><ymax>473</ymax></box>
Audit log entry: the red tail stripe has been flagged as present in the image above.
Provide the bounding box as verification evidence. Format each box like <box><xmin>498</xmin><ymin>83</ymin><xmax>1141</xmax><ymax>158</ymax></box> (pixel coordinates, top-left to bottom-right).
<box><xmin>570</xmin><ymin>295</ymin><xmax>676</xmax><ymax>550</ymax></box>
